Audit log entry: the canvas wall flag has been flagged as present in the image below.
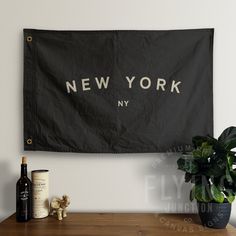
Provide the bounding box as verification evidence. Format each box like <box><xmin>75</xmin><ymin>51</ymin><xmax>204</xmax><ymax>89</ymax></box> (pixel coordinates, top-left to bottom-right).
<box><xmin>23</xmin><ymin>28</ymin><xmax>214</xmax><ymax>153</ymax></box>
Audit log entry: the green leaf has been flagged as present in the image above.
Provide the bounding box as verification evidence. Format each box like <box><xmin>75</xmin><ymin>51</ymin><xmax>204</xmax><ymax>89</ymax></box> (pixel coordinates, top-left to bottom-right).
<box><xmin>192</xmin><ymin>142</ymin><xmax>213</xmax><ymax>160</ymax></box>
<box><xmin>192</xmin><ymin>148</ymin><xmax>202</xmax><ymax>158</ymax></box>
<box><xmin>226</xmin><ymin>163</ymin><xmax>233</xmax><ymax>183</ymax></box>
<box><xmin>190</xmin><ymin>175</ymin><xmax>202</xmax><ymax>184</ymax></box>
<box><xmin>192</xmin><ymin>136</ymin><xmax>208</xmax><ymax>148</ymax></box>
<box><xmin>231</xmin><ymin>170</ymin><xmax>236</xmax><ymax>178</ymax></box>
<box><xmin>224</xmin><ymin>189</ymin><xmax>235</xmax><ymax>203</ymax></box>
<box><xmin>210</xmin><ymin>184</ymin><xmax>225</xmax><ymax>203</ymax></box>
<box><xmin>218</xmin><ymin>126</ymin><xmax>236</xmax><ymax>150</ymax></box>
<box><xmin>225</xmin><ymin>140</ymin><xmax>236</xmax><ymax>150</ymax></box>
<box><xmin>190</xmin><ymin>186</ymin><xmax>195</xmax><ymax>201</ymax></box>
<box><xmin>194</xmin><ymin>184</ymin><xmax>212</xmax><ymax>202</ymax></box>
<box><xmin>218</xmin><ymin>126</ymin><xmax>236</xmax><ymax>142</ymax></box>
<box><xmin>193</xmin><ymin>184</ymin><xmax>202</xmax><ymax>201</ymax></box>
<box><xmin>184</xmin><ymin>173</ymin><xmax>192</xmax><ymax>183</ymax></box>
<box><xmin>227</xmin><ymin>154</ymin><xmax>235</xmax><ymax>171</ymax></box>
<box><xmin>193</xmin><ymin>135</ymin><xmax>218</xmax><ymax>148</ymax></box>
<box><xmin>177</xmin><ymin>157</ymin><xmax>199</xmax><ymax>174</ymax></box>
<box><xmin>201</xmin><ymin>144</ymin><xmax>214</xmax><ymax>157</ymax></box>
<box><xmin>206</xmin><ymin>154</ymin><xmax>226</xmax><ymax>177</ymax></box>
<box><xmin>227</xmin><ymin>195</ymin><xmax>235</xmax><ymax>204</ymax></box>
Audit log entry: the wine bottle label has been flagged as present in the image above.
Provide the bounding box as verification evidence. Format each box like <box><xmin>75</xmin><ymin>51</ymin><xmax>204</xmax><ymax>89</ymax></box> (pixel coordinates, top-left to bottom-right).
<box><xmin>32</xmin><ymin>170</ymin><xmax>49</xmax><ymax>218</ymax></box>
<box><xmin>20</xmin><ymin>190</ymin><xmax>29</xmax><ymax>201</ymax></box>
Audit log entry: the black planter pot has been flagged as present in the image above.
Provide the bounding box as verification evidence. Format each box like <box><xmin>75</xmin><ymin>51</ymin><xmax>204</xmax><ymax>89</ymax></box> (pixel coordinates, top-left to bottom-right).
<box><xmin>197</xmin><ymin>201</ymin><xmax>231</xmax><ymax>229</ymax></box>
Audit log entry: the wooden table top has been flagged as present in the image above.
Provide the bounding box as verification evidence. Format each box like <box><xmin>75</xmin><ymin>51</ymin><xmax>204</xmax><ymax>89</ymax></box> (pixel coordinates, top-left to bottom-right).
<box><xmin>0</xmin><ymin>213</ymin><xmax>235</xmax><ymax>236</ymax></box>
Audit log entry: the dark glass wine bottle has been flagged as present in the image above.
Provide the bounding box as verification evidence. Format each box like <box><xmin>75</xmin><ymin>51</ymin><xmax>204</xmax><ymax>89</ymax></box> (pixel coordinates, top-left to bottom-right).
<box><xmin>16</xmin><ymin>156</ymin><xmax>32</xmax><ymax>222</ymax></box>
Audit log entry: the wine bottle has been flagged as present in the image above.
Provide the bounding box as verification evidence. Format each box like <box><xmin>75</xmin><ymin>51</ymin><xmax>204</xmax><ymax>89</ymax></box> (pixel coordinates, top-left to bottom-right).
<box><xmin>16</xmin><ymin>156</ymin><xmax>32</xmax><ymax>222</ymax></box>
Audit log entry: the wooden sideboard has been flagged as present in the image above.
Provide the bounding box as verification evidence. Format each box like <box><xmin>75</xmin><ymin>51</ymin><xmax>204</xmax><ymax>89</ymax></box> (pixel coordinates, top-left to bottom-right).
<box><xmin>0</xmin><ymin>213</ymin><xmax>235</xmax><ymax>236</ymax></box>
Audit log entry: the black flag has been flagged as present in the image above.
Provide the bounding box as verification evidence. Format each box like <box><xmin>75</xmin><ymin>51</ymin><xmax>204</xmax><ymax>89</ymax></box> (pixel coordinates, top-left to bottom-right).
<box><xmin>24</xmin><ymin>29</ymin><xmax>214</xmax><ymax>153</ymax></box>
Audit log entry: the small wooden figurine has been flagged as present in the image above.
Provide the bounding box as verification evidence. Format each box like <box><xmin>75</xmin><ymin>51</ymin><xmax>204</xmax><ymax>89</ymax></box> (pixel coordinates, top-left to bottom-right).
<box><xmin>50</xmin><ymin>195</ymin><xmax>70</xmax><ymax>220</ymax></box>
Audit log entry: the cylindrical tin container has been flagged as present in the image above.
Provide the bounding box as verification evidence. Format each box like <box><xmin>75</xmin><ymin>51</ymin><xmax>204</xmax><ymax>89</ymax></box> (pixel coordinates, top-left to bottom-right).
<box><xmin>31</xmin><ymin>170</ymin><xmax>49</xmax><ymax>218</ymax></box>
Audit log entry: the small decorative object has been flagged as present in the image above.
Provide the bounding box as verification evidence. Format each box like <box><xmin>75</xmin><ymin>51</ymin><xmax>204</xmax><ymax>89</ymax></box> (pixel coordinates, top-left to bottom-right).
<box><xmin>177</xmin><ymin>126</ymin><xmax>236</xmax><ymax>229</ymax></box>
<box><xmin>31</xmin><ymin>170</ymin><xmax>49</xmax><ymax>218</ymax></box>
<box><xmin>50</xmin><ymin>195</ymin><xmax>70</xmax><ymax>220</ymax></box>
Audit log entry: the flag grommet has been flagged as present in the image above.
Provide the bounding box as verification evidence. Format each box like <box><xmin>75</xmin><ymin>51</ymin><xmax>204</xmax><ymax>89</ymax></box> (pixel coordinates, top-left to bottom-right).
<box><xmin>26</xmin><ymin>138</ymin><xmax>32</xmax><ymax>145</ymax></box>
<box><xmin>26</xmin><ymin>36</ymin><xmax>32</xmax><ymax>42</ymax></box>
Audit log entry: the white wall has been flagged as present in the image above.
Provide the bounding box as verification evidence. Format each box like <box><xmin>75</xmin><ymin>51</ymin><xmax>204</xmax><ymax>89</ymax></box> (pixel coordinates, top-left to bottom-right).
<box><xmin>1</xmin><ymin>0</ymin><xmax>236</xmax><ymax>225</ymax></box>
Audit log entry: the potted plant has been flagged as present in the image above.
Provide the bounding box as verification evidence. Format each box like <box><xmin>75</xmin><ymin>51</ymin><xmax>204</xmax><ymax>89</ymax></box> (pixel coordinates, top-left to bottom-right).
<box><xmin>177</xmin><ymin>126</ymin><xmax>236</xmax><ymax>229</ymax></box>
